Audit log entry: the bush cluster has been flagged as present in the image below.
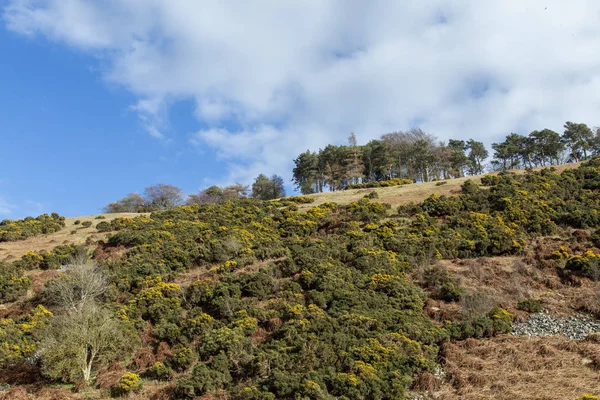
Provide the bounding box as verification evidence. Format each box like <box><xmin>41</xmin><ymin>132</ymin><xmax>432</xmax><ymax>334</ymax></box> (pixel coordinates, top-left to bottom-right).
<box><xmin>0</xmin><ymin>213</ymin><xmax>65</xmax><ymax>242</ymax></box>
<box><xmin>0</xmin><ymin>262</ymin><xmax>32</xmax><ymax>303</ymax></box>
<box><xmin>346</xmin><ymin>178</ymin><xmax>412</xmax><ymax>190</ymax></box>
<box><xmin>13</xmin><ymin>244</ymin><xmax>87</xmax><ymax>270</ymax></box>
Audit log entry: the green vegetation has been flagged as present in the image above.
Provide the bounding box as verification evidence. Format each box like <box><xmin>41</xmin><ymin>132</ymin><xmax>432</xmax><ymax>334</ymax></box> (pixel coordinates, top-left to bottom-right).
<box><xmin>251</xmin><ymin>174</ymin><xmax>286</xmax><ymax>200</ymax></box>
<box><xmin>577</xmin><ymin>395</ymin><xmax>600</xmax><ymax>400</ymax></box>
<box><xmin>292</xmin><ymin>130</ymin><xmax>487</xmax><ymax>193</ymax></box>
<box><xmin>0</xmin><ymin>212</ymin><xmax>65</xmax><ymax>242</ymax></box>
<box><xmin>6</xmin><ymin>159</ymin><xmax>600</xmax><ymax>398</ymax></box>
<box><xmin>517</xmin><ymin>299</ymin><xmax>542</xmax><ymax>313</ymax></box>
<box><xmin>12</xmin><ymin>244</ymin><xmax>87</xmax><ymax>270</ymax></box>
<box><xmin>113</xmin><ymin>372</ymin><xmax>143</xmax><ymax>396</ymax></box>
<box><xmin>0</xmin><ymin>262</ymin><xmax>32</xmax><ymax>302</ymax></box>
<box><xmin>291</xmin><ymin>121</ymin><xmax>599</xmax><ymax>194</ymax></box>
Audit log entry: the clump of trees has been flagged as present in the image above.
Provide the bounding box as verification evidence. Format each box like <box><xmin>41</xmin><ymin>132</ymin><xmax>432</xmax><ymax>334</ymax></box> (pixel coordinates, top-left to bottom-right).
<box><xmin>187</xmin><ymin>184</ymin><xmax>249</xmax><ymax>205</ymax></box>
<box><xmin>106</xmin><ymin>174</ymin><xmax>287</xmax><ymax>214</ymax></box>
<box><xmin>292</xmin><ymin>130</ymin><xmax>488</xmax><ymax>193</ymax></box>
<box><xmin>491</xmin><ymin>122</ymin><xmax>600</xmax><ymax>170</ymax></box>
<box><xmin>292</xmin><ymin>121</ymin><xmax>600</xmax><ymax>193</ymax></box>
<box><xmin>250</xmin><ymin>174</ymin><xmax>285</xmax><ymax>200</ymax></box>
<box><xmin>104</xmin><ymin>184</ymin><xmax>185</xmax><ymax>213</ymax></box>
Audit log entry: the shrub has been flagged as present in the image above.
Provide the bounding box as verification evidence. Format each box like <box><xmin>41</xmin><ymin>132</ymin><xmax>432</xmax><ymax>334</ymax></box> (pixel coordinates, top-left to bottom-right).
<box><xmin>422</xmin><ymin>265</ymin><xmax>462</xmax><ymax>302</ymax></box>
<box><xmin>279</xmin><ymin>196</ymin><xmax>314</xmax><ymax>205</ymax></box>
<box><xmin>174</xmin><ymin>354</ymin><xmax>232</xmax><ymax>398</ymax></box>
<box><xmin>0</xmin><ymin>305</ymin><xmax>52</xmax><ymax>364</ymax></box>
<box><xmin>143</xmin><ymin>361</ymin><xmax>174</xmax><ymax>381</ymax></box>
<box><xmin>346</xmin><ymin>178</ymin><xmax>412</xmax><ymax>190</ymax></box>
<box><xmin>566</xmin><ymin>251</ymin><xmax>600</xmax><ymax>281</ymax></box>
<box><xmin>13</xmin><ymin>251</ymin><xmax>44</xmax><ymax>270</ymax></box>
<box><xmin>439</xmin><ymin>282</ymin><xmax>463</xmax><ymax>302</ymax></box>
<box><xmin>96</xmin><ymin>221</ymin><xmax>112</xmax><ymax>232</ymax></box>
<box><xmin>447</xmin><ymin>307</ymin><xmax>513</xmax><ymax>340</ymax></box>
<box><xmin>363</xmin><ymin>191</ymin><xmax>379</xmax><ymax>199</ymax></box>
<box><xmin>517</xmin><ymin>299</ymin><xmax>542</xmax><ymax>313</ymax></box>
<box><xmin>435</xmin><ymin>181</ymin><xmax>447</xmax><ymax>186</ymax></box>
<box><xmin>168</xmin><ymin>346</ymin><xmax>195</xmax><ymax>372</ymax></box>
<box><xmin>0</xmin><ymin>262</ymin><xmax>32</xmax><ymax>303</ymax></box>
<box><xmin>95</xmin><ymin>215</ymin><xmax>106</xmax><ymax>219</ymax></box>
<box><xmin>74</xmin><ymin>220</ymin><xmax>81</xmax><ymax>225</ymax></box>
<box><xmin>461</xmin><ymin>179</ymin><xmax>479</xmax><ymax>194</ymax></box>
<box><xmin>113</xmin><ymin>372</ymin><xmax>143</xmax><ymax>396</ymax></box>
<box><xmin>480</xmin><ymin>174</ymin><xmax>502</xmax><ymax>186</ymax></box>
<box><xmin>577</xmin><ymin>395</ymin><xmax>600</xmax><ymax>400</ymax></box>
<box><xmin>489</xmin><ymin>307</ymin><xmax>513</xmax><ymax>332</ymax></box>
<box><xmin>34</xmin><ymin>244</ymin><xmax>87</xmax><ymax>270</ymax></box>
<box><xmin>81</xmin><ymin>221</ymin><xmax>93</xmax><ymax>228</ymax></box>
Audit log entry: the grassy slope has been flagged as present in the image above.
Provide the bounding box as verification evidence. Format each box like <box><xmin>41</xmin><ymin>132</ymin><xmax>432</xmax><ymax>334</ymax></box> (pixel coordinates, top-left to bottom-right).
<box><xmin>298</xmin><ymin>162</ymin><xmax>581</xmax><ymax>211</ymax></box>
<box><xmin>1</xmin><ymin>163</ymin><xmax>581</xmax><ymax>262</ymax></box>
<box><xmin>0</xmin><ymin>213</ymin><xmax>145</xmax><ymax>261</ymax></box>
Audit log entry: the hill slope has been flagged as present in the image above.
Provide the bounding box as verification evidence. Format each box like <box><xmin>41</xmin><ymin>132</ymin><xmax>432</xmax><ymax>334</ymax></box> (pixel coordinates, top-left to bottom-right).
<box><xmin>0</xmin><ymin>213</ymin><xmax>145</xmax><ymax>261</ymax></box>
<box><xmin>1</xmin><ymin>161</ymin><xmax>600</xmax><ymax>400</ymax></box>
<box><xmin>298</xmin><ymin>162</ymin><xmax>581</xmax><ymax>210</ymax></box>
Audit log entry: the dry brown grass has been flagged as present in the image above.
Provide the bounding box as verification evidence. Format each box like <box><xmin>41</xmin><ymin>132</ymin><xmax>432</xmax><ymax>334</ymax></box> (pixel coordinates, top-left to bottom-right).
<box><xmin>0</xmin><ymin>213</ymin><xmax>146</xmax><ymax>261</ymax></box>
<box><xmin>419</xmin><ymin>249</ymin><xmax>600</xmax><ymax>328</ymax></box>
<box><xmin>298</xmin><ymin>176</ymin><xmax>475</xmax><ymax>211</ymax></box>
<box><xmin>434</xmin><ymin>335</ymin><xmax>600</xmax><ymax>399</ymax></box>
<box><xmin>297</xmin><ymin>162</ymin><xmax>581</xmax><ymax>211</ymax></box>
<box><xmin>0</xmin><ymin>385</ymin><xmax>79</xmax><ymax>400</ymax></box>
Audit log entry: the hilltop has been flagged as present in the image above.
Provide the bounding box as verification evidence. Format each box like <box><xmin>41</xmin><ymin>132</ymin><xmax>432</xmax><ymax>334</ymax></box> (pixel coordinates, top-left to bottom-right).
<box><xmin>297</xmin><ymin>162</ymin><xmax>581</xmax><ymax>210</ymax></box>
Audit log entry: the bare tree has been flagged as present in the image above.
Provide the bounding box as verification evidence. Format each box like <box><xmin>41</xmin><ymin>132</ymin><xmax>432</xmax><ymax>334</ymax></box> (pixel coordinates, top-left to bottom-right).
<box><xmin>103</xmin><ymin>193</ymin><xmax>145</xmax><ymax>213</ymax></box>
<box><xmin>187</xmin><ymin>184</ymin><xmax>249</xmax><ymax>205</ymax></box>
<box><xmin>144</xmin><ymin>184</ymin><xmax>184</xmax><ymax>210</ymax></box>
<box><xmin>43</xmin><ymin>254</ymin><xmax>107</xmax><ymax>311</ymax></box>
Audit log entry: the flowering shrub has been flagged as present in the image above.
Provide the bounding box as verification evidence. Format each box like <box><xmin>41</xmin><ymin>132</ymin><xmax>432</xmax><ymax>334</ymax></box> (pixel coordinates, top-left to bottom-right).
<box><xmin>12</xmin><ymin>244</ymin><xmax>87</xmax><ymax>270</ymax></box>
<box><xmin>113</xmin><ymin>372</ymin><xmax>142</xmax><ymax>396</ymax></box>
<box><xmin>346</xmin><ymin>178</ymin><xmax>412</xmax><ymax>189</ymax></box>
<box><xmin>0</xmin><ymin>213</ymin><xmax>65</xmax><ymax>242</ymax></box>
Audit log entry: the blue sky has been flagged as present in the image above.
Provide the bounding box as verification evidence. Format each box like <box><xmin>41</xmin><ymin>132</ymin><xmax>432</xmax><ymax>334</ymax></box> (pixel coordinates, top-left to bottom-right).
<box><xmin>2</xmin><ymin>1</ymin><xmax>600</xmax><ymax>219</ymax></box>
<box><xmin>0</xmin><ymin>19</ymin><xmax>226</xmax><ymax>217</ymax></box>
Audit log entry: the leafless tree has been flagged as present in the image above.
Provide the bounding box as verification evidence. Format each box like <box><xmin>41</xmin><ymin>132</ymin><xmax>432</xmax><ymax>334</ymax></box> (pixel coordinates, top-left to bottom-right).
<box><xmin>43</xmin><ymin>254</ymin><xmax>107</xmax><ymax>311</ymax></box>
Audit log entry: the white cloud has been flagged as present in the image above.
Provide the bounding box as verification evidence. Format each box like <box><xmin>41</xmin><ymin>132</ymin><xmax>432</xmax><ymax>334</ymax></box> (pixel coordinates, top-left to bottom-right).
<box><xmin>5</xmin><ymin>0</ymin><xmax>600</xmax><ymax>187</ymax></box>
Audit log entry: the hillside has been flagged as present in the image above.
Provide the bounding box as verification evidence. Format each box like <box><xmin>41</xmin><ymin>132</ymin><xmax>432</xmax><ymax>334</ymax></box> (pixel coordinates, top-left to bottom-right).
<box><xmin>0</xmin><ymin>213</ymin><xmax>145</xmax><ymax>261</ymax></box>
<box><xmin>298</xmin><ymin>162</ymin><xmax>581</xmax><ymax>210</ymax></box>
<box><xmin>1</xmin><ymin>161</ymin><xmax>600</xmax><ymax>400</ymax></box>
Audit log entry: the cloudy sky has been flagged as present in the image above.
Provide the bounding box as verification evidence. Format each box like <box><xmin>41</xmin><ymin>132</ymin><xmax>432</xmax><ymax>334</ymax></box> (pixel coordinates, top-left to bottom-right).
<box><xmin>1</xmin><ymin>1</ymin><xmax>600</xmax><ymax>218</ymax></box>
